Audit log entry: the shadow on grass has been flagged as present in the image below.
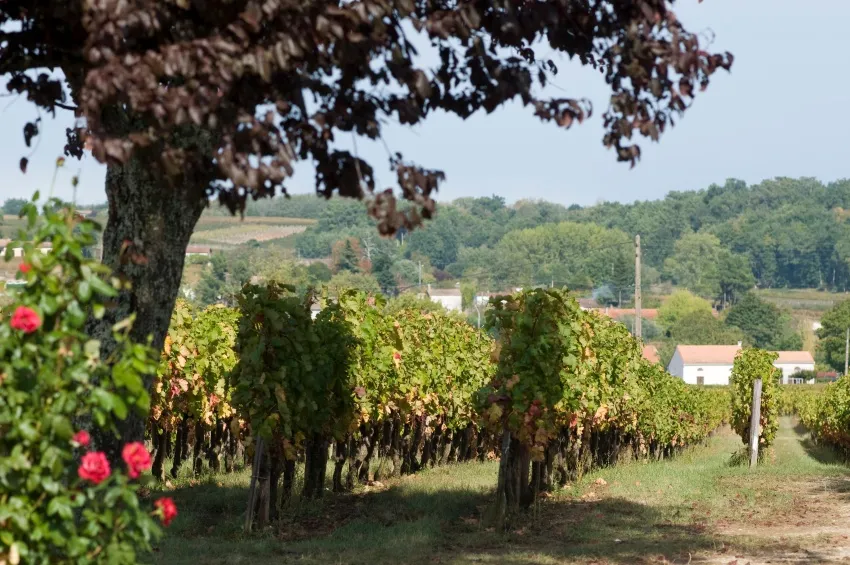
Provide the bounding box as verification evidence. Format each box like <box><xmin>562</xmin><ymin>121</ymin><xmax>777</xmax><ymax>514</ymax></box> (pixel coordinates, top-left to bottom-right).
<box><xmin>148</xmin><ymin>473</ymin><xmax>745</xmax><ymax>565</ymax></box>
<box><xmin>796</xmin><ymin>430</ymin><xmax>849</xmax><ymax>467</ymax></box>
<box><xmin>792</xmin><ymin>419</ymin><xmax>809</xmax><ymax>437</ymax></box>
<box><xmin>438</xmin><ymin>496</ymin><xmax>733</xmax><ymax>565</ymax></box>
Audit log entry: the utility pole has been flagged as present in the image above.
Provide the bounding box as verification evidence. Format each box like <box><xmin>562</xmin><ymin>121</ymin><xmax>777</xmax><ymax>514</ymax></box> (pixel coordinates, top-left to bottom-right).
<box><xmin>635</xmin><ymin>234</ymin><xmax>642</xmax><ymax>340</ymax></box>
<box><xmin>418</xmin><ymin>261</ymin><xmax>422</xmax><ymax>291</ymax></box>
<box><xmin>844</xmin><ymin>327</ymin><xmax>849</xmax><ymax>375</ymax></box>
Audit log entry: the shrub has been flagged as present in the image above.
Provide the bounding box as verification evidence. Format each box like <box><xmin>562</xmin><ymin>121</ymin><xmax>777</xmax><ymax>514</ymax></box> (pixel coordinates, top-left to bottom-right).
<box><xmin>0</xmin><ymin>197</ymin><xmax>173</xmax><ymax>564</ymax></box>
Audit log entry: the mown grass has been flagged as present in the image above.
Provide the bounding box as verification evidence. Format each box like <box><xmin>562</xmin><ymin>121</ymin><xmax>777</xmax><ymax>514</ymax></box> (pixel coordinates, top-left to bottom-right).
<box><xmin>148</xmin><ymin>418</ymin><xmax>850</xmax><ymax>565</ymax></box>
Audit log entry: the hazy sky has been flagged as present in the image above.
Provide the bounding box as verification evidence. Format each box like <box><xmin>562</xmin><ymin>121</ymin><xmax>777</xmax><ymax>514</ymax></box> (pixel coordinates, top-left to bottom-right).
<box><xmin>0</xmin><ymin>0</ymin><xmax>846</xmax><ymax>207</ymax></box>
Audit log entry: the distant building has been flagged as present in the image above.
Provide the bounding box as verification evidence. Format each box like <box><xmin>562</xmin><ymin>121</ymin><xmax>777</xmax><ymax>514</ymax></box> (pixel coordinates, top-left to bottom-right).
<box><xmin>590</xmin><ymin>307</ymin><xmax>659</xmax><ymax>321</ymax></box>
<box><xmin>667</xmin><ymin>344</ymin><xmax>815</xmax><ymax>385</ymax></box>
<box><xmin>642</xmin><ymin>345</ymin><xmax>661</xmax><ymax>364</ymax></box>
<box><xmin>817</xmin><ymin>371</ymin><xmax>839</xmax><ymax>382</ymax></box>
<box><xmin>0</xmin><ymin>240</ymin><xmax>52</xmax><ymax>257</ymax></box>
<box><xmin>185</xmin><ymin>245</ymin><xmax>212</xmax><ymax>257</ymax></box>
<box><xmin>310</xmin><ymin>303</ymin><xmax>322</xmax><ymax>320</ymax></box>
<box><xmin>773</xmin><ymin>351</ymin><xmax>817</xmax><ymax>383</ymax></box>
<box><xmin>427</xmin><ymin>285</ymin><xmax>462</xmax><ymax>312</ymax></box>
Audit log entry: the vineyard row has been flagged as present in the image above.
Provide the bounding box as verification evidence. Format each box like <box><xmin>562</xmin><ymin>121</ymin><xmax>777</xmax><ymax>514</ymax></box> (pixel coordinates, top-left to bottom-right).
<box><xmin>146</xmin><ymin>285</ymin><xmax>731</xmax><ymax>526</ymax></box>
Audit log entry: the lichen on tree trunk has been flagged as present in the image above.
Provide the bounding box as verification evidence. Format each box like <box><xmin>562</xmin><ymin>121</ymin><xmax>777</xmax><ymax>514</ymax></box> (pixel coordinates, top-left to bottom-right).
<box><xmin>87</xmin><ymin>139</ymin><xmax>206</xmax><ymax>465</ymax></box>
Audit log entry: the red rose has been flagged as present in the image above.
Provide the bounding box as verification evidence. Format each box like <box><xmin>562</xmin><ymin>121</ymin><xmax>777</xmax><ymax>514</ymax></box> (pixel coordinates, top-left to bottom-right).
<box><xmin>10</xmin><ymin>306</ymin><xmax>41</xmax><ymax>333</ymax></box>
<box><xmin>122</xmin><ymin>442</ymin><xmax>151</xmax><ymax>479</ymax></box>
<box><xmin>18</xmin><ymin>263</ymin><xmax>31</xmax><ymax>274</ymax></box>
<box><xmin>72</xmin><ymin>430</ymin><xmax>91</xmax><ymax>447</ymax></box>
<box><xmin>78</xmin><ymin>452</ymin><xmax>111</xmax><ymax>484</ymax></box>
<box><xmin>154</xmin><ymin>497</ymin><xmax>178</xmax><ymax>526</ymax></box>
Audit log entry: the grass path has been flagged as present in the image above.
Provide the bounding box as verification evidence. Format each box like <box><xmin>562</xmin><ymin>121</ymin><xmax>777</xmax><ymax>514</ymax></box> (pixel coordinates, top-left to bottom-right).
<box><xmin>152</xmin><ymin>418</ymin><xmax>850</xmax><ymax>565</ymax></box>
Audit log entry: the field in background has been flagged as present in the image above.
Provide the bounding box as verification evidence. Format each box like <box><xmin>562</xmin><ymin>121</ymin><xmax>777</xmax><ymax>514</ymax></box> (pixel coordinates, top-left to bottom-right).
<box><xmin>190</xmin><ymin>214</ymin><xmax>314</xmax><ymax>248</ymax></box>
<box><xmin>754</xmin><ymin>289</ymin><xmax>850</xmax><ymax>355</ymax></box>
<box><xmin>755</xmin><ymin>288</ymin><xmax>843</xmax><ymax>312</ymax></box>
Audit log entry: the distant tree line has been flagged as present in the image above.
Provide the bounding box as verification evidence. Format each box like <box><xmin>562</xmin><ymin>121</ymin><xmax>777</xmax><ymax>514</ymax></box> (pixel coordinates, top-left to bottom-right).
<box><xmin>275</xmin><ymin>177</ymin><xmax>850</xmax><ymax>305</ymax></box>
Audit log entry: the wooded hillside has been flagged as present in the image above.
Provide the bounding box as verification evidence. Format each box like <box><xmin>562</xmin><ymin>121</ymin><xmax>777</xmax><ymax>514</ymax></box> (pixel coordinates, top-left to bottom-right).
<box><xmin>241</xmin><ymin>176</ymin><xmax>850</xmax><ymax>302</ymax></box>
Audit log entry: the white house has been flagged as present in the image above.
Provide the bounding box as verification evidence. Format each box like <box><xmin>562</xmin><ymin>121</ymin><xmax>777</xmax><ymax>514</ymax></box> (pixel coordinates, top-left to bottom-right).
<box><xmin>0</xmin><ymin>240</ymin><xmax>52</xmax><ymax>257</ymax></box>
<box><xmin>667</xmin><ymin>344</ymin><xmax>815</xmax><ymax>385</ymax></box>
<box><xmin>427</xmin><ymin>286</ymin><xmax>462</xmax><ymax>312</ymax></box>
<box><xmin>185</xmin><ymin>245</ymin><xmax>212</xmax><ymax>257</ymax></box>
<box><xmin>774</xmin><ymin>351</ymin><xmax>816</xmax><ymax>384</ymax></box>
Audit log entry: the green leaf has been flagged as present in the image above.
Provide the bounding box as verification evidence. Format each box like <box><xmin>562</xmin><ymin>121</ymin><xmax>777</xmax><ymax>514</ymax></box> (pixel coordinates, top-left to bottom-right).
<box><xmin>78</xmin><ymin>280</ymin><xmax>92</xmax><ymax>302</ymax></box>
<box><xmin>47</xmin><ymin>497</ymin><xmax>74</xmax><ymax>520</ymax></box>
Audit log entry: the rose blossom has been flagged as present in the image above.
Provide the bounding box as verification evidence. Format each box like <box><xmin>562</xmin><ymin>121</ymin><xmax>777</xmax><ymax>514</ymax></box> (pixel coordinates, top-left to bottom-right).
<box><xmin>154</xmin><ymin>497</ymin><xmax>178</xmax><ymax>526</ymax></box>
<box><xmin>122</xmin><ymin>442</ymin><xmax>151</xmax><ymax>479</ymax></box>
<box><xmin>10</xmin><ymin>306</ymin><xmax>41</xmax><ymax>333</ymax></box>
<box><xmin>72</xmin><ymin>430</ymin><xmax>91</xmax><ymax>447</ymax></box>
<box><xmin>78</xmin><ymin>452</ymin><xmax>111</xmax><ymax>484</ymax></box>
<box><xmin>18</xmin><ymin>263</ymin><xmax>31</xmax><ymax>274</ymax></box>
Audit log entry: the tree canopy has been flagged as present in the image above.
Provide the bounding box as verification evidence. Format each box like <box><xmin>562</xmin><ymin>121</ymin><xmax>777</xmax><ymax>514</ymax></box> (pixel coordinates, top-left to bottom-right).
<box><xmin>817</xmin><ymin>300</ymin><xmax>850</xmax><ymax>373</ymax></box>
<box><xmin>5</xmin><ymin>0</ymin><xmax>731</xmax><ymax>230</ymax></box>
<box><xmin>725</xmin><ymin>293</ymin><xmax>802</xmax><ymax>351</ymax></box>
<box><xmin>656</xmin><ymin>290</ymin><xmax>713</xmax><ymax>331</ymax></box>
<box><xmin>1</xmin><ymin>198</ymin><xmax>28</xmax><ymax>216</ymax></box>
<box><xmin>1</xmin><ymin>0</ymin><xmax>733</xmax><ymax>451</ymax></box>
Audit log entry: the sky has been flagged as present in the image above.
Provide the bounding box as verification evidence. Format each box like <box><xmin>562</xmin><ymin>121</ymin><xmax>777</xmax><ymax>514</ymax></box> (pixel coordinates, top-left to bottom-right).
<box><xmin>0</xmin><ymin>0</ymin><xmax>847</xmax><ymax>208</ymax></box>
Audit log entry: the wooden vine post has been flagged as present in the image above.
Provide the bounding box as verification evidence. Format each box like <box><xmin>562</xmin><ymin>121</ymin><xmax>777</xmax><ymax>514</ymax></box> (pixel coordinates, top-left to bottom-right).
<box><xmin>748</xmin><ymin>378</ymin><xmax>762</xmax><ymax>468</ymax></box>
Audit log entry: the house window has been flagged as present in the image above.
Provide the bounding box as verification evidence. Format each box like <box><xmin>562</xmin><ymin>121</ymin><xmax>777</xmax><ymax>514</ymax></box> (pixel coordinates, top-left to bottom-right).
<box><xmin>696</xmin><ymin>368</ymin><xmax>704</xmax><ymax>386</ymax></box>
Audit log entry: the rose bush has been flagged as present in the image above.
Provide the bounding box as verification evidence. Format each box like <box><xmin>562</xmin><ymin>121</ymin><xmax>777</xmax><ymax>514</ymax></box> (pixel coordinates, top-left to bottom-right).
<box><xmin>0</xmin><ymin>196</ymin><xmax>174</xmax><ymax>564</ymax></box>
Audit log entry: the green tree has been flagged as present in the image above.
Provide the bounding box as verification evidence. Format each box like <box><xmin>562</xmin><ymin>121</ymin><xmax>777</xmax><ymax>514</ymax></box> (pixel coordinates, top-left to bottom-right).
<box><xmin>335</xmin><ymin>240</ymin><xmax>361</xmax><ymax>273</ymax></box>
<box><xmin>371</xmin><ymin>253</ymin><xmax>397</xmax><ymax>296</ymax></box>
<box><xmin>1</xmin><ymin>197</ymin><xmax>27</xmax><ymax>215</ymax></box>
<box><xmin>658</xmin><ymin>310</ymin><xmax>746</xmax><ymax>366</ymax></box>
<box><xmin>725</xmin><ymin>293</ymin><xmax>802</xmax><ymax>350</ymax></box>
<box><xmin>307</xmin><ymin>262</ymin><xmax>332</xmax><ymax>284</ymax></box>
<box><xmin>391</xmin><ymin>259</ymin><xmax>421</xmax><ymax>289</ymax></box>
<box><xmin>326</xmin><ymin>271</ymin><xmax>381</xmax><ymax>295</ymax></box>
<box><xmin>657</xmin><ymin>290</ymin><xmax>713</xmax><ymax>331</ymax></box>
<box><xmin>663</xmin><ymin>232</ymin><xmax>724</xmax><ymax>298</ymax></box>
<box><xmin>196</xmin><ymin>254</ymin><xmax>227</xmax><ymax>306</ymax></box>
<box><xmin>461</xmin><ymin>281</ymin><xmax>477</xmax><ymax>310</ymax></box>
<box><xmin>816</xmin><ymin>300</ymin><xmax>850</xmax><ymax>373</ymax></box>
<box><xmin>718</xmin><ymin>249</ymin><xmax>755</xmax><ymax>308</ymax></box>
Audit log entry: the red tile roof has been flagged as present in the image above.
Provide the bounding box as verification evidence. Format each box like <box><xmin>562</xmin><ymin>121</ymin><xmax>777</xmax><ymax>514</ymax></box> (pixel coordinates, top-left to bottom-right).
<box><xmin>591</xmin><ymin>307</ymin><xmax>659</xmax><ymax>320</ymax></box>
<box><xmin>676</xmin><ymin>345</ymin><xmax>741</xmax><ymax>364</ymax></box>
<box><xmin>774</xmin><ymin>351</ymin><xmax>814</xmax><ymax>364</ymax></box>
<box><xmin>642</xmin><ymin>345</ymin><xmax>660</xmax><ymax>364</ymax></box>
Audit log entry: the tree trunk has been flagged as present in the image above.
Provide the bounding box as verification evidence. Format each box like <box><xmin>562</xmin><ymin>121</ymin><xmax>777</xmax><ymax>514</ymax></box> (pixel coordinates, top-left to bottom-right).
<box><xmin>192</xmin><ymin>420</ymin><xmax>205</xmax><ymax>477</ymax></box>
<box><xmin>333</xmin><ymin>439</ymin><xmax>348</xmax><ymax>493</ymax></box>
<box><xmin>151</xmin><ymin>423</ymin><xmax>167</xmax><ymax>481</ymax></box>
<box><xmin>87</xmin><ymin>143</ymin><xmax>207</xmax><ymax>466</ymax></box>
<box><xmin>170</xmin><ymin>417</ymin><xmax>190</xmax><ymax>478</ymax></box>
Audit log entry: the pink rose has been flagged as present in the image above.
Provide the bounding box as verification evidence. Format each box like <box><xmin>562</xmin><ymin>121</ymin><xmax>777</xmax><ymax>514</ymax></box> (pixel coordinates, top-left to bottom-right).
<box><xmin>78</xmin><ymin>452</ymin><xmax>111</xmax><ymax>484</ymax></box>
<box><xmin>10</xmin><ymin>306</ymin><xmax>41</xmax><ymax>333</ymax></box>
<box><xmin>122</xmin><ymin>442</ymin><xmax>151</xmax><ymax>479</ymax></box>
